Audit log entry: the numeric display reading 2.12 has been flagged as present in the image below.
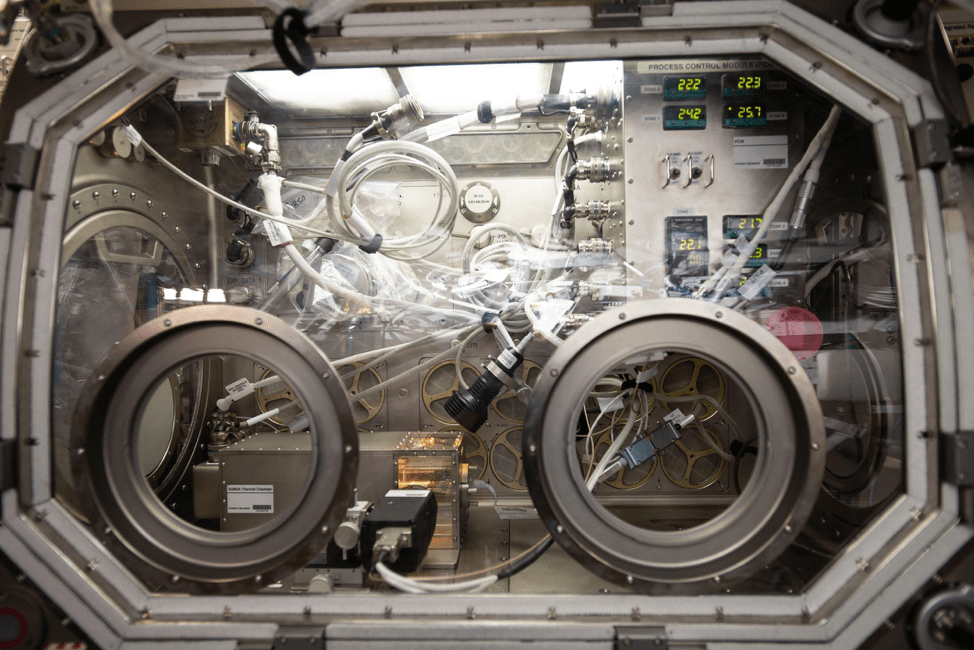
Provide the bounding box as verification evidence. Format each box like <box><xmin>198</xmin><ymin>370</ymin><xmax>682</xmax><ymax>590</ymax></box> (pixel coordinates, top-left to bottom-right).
<box><xmin>663</xmin><ymin>76</ymin><xmax>706</xmax><ymax>100</ymax></box>
<box><xmin>663</xmin><ymin>105</ymin><xmax>707</xmax><ymax>130</ymax></box>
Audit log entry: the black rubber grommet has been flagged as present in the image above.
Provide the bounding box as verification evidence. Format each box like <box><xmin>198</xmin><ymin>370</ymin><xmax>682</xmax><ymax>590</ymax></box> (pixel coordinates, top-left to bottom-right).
<box><xmin>359</xmin><ymin>234</ymin><xmax>383</xmax><ymax>254</ymax></box>
<box><xmin>477</xmin><ymin>101</ymin><xmax>494</xmax><ymax>124</ymax></box>
<box><xmin>272</xmin><ymin>8</ymin><xmax>316</xmax><ymax>76</ymax></box>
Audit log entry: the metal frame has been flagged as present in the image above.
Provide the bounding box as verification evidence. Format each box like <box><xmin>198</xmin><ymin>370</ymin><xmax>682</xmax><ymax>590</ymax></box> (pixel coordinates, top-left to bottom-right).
<box><xmin>0</xmin><ymin>1</ymin><xmax>969</xmax><ymax>647</ymax></box>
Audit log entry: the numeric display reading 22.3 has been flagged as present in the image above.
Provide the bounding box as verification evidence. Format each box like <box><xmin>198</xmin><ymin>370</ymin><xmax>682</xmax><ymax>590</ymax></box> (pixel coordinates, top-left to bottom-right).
<box><xmin>663</xmin><ymin>76</ymin><xmax>706</xmax><ymax>100</ymax></box>
<box><xmin>723</xmin><ymin>73</ymin><xmax>766</xmax><ymax>97</ymax></box>
<box><xmin>663</xmin><ymin>105</ymin><xmax>707</xmax><ymax>130</ymax></box>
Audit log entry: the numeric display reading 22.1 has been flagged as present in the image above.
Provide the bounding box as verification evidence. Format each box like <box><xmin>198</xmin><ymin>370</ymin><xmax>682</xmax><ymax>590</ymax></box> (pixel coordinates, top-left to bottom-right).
<box><xmin>666</xmin><ymin>216</ymin><xmax>709</xmax><ymax>278</ymax></box>
<box><xmin>663</xmin><ymin>76</ymin><xmax>706</xmax><ymax>100</ymax></box>
<box><xmin>663</xmin><ymin>105</ymin><xmax>707</xmax><ymax>130</ymax></box>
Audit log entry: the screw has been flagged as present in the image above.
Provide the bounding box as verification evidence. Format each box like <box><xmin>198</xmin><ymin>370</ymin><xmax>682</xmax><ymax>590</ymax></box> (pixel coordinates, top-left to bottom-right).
<box><xmin>92</xmin><ymin>191</ymin><xmax>100</xmax><ymax>199</ymax></box>
<box><xmin>628</xmin><ymin>219</ymin><xmax>634</xmax><ymax>225</ymax></box>
<box><xmin>130</xmin><ymin>192</ymin><xmax>137</xmax><ymax>200</ymax></box>
<box><xmin>72</xmin><ymin>200</ymin><xmax>81</xmax><ymax>208</ymax></box>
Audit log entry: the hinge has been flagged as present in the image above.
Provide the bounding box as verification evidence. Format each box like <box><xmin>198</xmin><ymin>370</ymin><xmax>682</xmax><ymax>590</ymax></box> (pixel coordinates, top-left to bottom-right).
<box><xmin>272</xmin><ymin>626</ymin><xmax>326</xmax><ymax>650</ymax></box>
<box><xmin>616</xmin><ymin>625</ymin><xmax>668</xmax><ymax>650</ymax></box>
<box><xmin>594</xmin><ymin>1</ymin><xmax>642</xmax><ymax>29</ymax></box>
<box><xmin>942</xmin><ymin>431</ymin><xmax>974</xmax><ymax>487</ymax></box>
<box><xmin>912</xmin><ymin>118</ymin><xmax>951</xmax><ymax>169</ymax></box>
<box><xmin>0</xmin><ymin>142</ymin><xmax>40</xmax><ymax>189</ymax></box>
<box><xmin>0</xmin><ymin>439</ymin><xmax>15</xmax><ymax>491</ymax></box>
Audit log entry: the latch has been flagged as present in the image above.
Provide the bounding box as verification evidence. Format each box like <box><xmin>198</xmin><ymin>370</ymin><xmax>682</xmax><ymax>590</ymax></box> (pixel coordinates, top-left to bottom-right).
<box><xmin>594</xmin><ymin>1</ymin><xmax>642</xmax><ymax>28</ymax></box>
<box><xmin>912</xmin><ymin>118</ymin><xmax>951</xmax><ymax>169</ymax></box>
<box><xmin>615</xmin><ymin>625</ymin><xmax>668</xmax><ymax>649</ymax></box>
<box><xmin>271</xmin><ymin>625</ymin><xmax>326</xmax><ymax>650</ymax></box>
<box><xmin>942</xmin><ymin>431</ymin><xmax>974</xmax><ymax>487</ymax></box>
<box><xmin>0</xmin><ymin>142</ymin><xmax>40</xmax><ymax>189</ymax></box>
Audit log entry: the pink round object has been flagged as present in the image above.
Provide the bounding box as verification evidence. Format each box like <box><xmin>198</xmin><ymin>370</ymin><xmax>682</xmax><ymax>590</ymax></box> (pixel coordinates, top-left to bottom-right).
<box><xmin>764</xmin><ymin>306</ymin><xmax>824</xmax><ymax>361</ymax></box>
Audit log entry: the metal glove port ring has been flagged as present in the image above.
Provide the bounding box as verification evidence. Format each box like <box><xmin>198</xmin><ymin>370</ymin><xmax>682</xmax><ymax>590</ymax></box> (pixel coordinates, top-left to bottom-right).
<box><xmin>523</xmin><ymin>299</ymin><xmax>824</xmax><ymax>592</ymax></box>
<box><xmin>69</xmin><ymin>306</ymin><xmax>357</xmax><ymax>594</ymax></box>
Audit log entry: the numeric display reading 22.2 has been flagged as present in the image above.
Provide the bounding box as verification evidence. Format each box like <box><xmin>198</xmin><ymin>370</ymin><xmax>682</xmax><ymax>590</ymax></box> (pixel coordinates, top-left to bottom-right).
<box><xmin>663</xmin><ymin>105</ymin><xmax>707</xmax><ymax>130</ymax></box>
<box><xmin>663</xmin><ymin>76</ymin><xmax>707</xmax><ymax>100</ymax></box>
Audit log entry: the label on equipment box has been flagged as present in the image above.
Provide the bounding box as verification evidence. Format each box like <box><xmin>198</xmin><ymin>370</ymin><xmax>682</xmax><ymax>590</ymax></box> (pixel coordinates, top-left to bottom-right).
<box><xmin>494</xmin><ymin>506</ymin><xmax>538</xmax><ymax>520</ymax></box>
<box><xmin>227</xmin><ymin>485</ymin><xmax>274</xmax><ymax>514</ymax></box>
<box><xmin>733</xmin><ymin>135</ymin><xmax>789</xmax><ymax>169</ymax></box>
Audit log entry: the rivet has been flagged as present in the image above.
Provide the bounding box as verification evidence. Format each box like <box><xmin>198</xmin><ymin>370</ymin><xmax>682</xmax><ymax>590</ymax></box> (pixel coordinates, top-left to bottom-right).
<box><xmin>788</xmin><ymin>366</ymin><xmax>797</xmax><ymax>375</ymax></box>
<box><xmin>528</xmin><ymin>444</ymin><xmax>536</xmax><ymax>453</ymax></box>
<box><xmin>619</xmin><ymin>312</ymin><xmax>627</xmax><ymax>320</ymax></box>
<box><xmin>715</xmin><ymin>311</ymin><xmax>723</xmax><ymax>318</ymax></box>
<box><xmin>626</xmin><ymin>575</ymin><xmax>634</xmax><ymax>585</ymax></box>
<box><xmin>164</xmin><ymin>319</ymin><xmax>172</xmax><ymax>327</ymax></box>
<box><xmin>130</xmin><ymin>192</ymin><xmax>137</xmax><ymax>200</ymax></box>
<box><xmin>146</xmin><ymin>200</ymin><xmax>153</xmax><ymax>208</ymax></box>
<box><xmin>185</xmin><ymin>244</ymin><xmax>191</xmax><ymax>250</ymax></box>
<box><xmin>161</xmin><ymin>211</ymin><xmax>168</xmax><ymax>219</ymax></box>
<box><xmin>174</xmin><ymin>226</ymin><xmax>180</xmax><ymax>233</ymax></box>
<box><xmin>170</xmin><ymin>575</ymin><xmax>180</xmax><ymax>583</ymax></box>
<box><xmin>556</xmin><ymin>525</ymin><xmax>563</xmax><ymax>534</ymax></box>
<box><xmin>112</xmin><ymin>189</ymin><xmax>119</xmax><ymax>197</ymax></box>
<box><xmin>344</xmin><ymin>445</ymin><xmax>352</xmax><ymax>453</ymax></box>
<box><xmin>72</xmin><ymin>200</ymin><xmax>81</xmax><ymax>208</ymax></box>
<box><xmin>92</xmin><ymin>191</ymin><xmax>100</xmax><ymax>199</ymax></box>
<box><xmin>811</xmin><ymin>442</ymin><xmax>820</xmax><ymax>450</ymax></box>
<box><xmin>255</xmin><ymin>317</ymin><xmax>263</xmax><ymax>325</ymax></box>
<box><xmin>322</xmin><ymin>372</ymin><xmax>330</xmax><ymax>380</ymax></box>
<box><xmin>550</xmin><ymin>369</ymin><xmax>559</xmax><ymax>377</ymax></box>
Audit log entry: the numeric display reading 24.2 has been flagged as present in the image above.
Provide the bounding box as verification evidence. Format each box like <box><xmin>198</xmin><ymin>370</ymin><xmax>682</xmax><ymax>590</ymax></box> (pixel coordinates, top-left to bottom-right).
<box><xmin>663</xmin><ymin>76</ymin><xmax>706</xmax><ymax>100</ymax></box>
<box><xmin>663</xmin><ymin>105</ymin><xmax>707</xmax><ymax>130</ymax></box>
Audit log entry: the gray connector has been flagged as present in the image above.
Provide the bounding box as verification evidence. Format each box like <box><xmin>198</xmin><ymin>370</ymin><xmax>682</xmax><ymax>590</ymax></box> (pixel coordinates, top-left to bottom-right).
<box><xmin>372</xmin><ymin>527</ymin><xmax>413</xmax><ymax>564</ymax></box>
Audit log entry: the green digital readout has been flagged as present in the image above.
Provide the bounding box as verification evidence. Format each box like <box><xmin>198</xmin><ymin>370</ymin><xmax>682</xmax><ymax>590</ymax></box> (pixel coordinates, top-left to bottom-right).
<box><xmin>745</xmin><ymin>243</ymin><xmax>769</xmax><ymax>267</ymax></box>
<box><xmin>723</xmin><ymin>215</ymin><xmax>763</xmax><ymax>239</ymax></box>
<box><xmin>723</xmin><ymin>103</ymin><xmax>768</xmax><ymax>128</ymax></box>
<box><xmin>663</xmin><ymin>105</ymin><xmax>707</xmax><ymax>130</ymax></box>
<box><xmin>666</xmin><ymin>216</ymin><xmax>709</xmax><ymax>278</ymax></box>
<box><xmin>663</xmin><ymin>76</ymin><xmax>706</xmax><ymax>100</ymax></box>
<box><xmin>723</xmin><ymin>73</ymin><xmax>771</xmax><ymax>97</ymax></box>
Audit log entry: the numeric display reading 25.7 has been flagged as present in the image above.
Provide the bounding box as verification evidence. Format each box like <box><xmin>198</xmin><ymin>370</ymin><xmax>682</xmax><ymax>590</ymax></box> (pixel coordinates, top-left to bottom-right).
<box><xmin>663</xmin><ymin>76</ymin><xmax>706</xmax><ymax>100</ymax></box>
<box><xmin>723</xmin><ymin>103</ymin><xmax>768</xmax><ymax>128</ymax></box>
<box><xmin>663</xmin><ymin>105</ymin><xmax>707</xmax><ymax>130</ymax></box>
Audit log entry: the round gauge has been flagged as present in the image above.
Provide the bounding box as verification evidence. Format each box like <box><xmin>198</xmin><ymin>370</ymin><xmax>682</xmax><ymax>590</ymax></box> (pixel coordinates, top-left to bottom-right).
<box><xmin>458</xmin><ymin>181</ymin><xmax>500</xmax><ymax>223</ymax></box>
<box><xmin>181</xmin><ymin>106</ymin><xmax>218</xmax><ymax>139</ymax></box>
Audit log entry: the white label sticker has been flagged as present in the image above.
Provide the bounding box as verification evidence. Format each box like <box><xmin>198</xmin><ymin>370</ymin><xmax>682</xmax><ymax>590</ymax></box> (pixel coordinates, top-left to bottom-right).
<box><xmin>425</xmin><ymin>116</ymin><xmax>462</xmax><ymax>142</ymax></box>
<box><xmin>386</xmin><ymin>489</ymin><xmax>431</xmax><ymax>498</ymax></box>
<box><xmin>597</xmin><ymin>396</ymin><xmax>624</xmax><ymax>413</ymax></box>
<box><xmin>770</xmin><ymin>222</ymin><xmax>789</xmax><ymax>231</ymax></box>
<box><xmin>767</xmin><ymin>80</ymin><xmax>788</xmax><ymax>90</ymax></box>
<box><xmin>227</xmin><ymin>485</ymin><xmax>274</xmax><ymax>514</ymax></box>
<box><xmin>768</xmin><ymin>112</ymin><xmax>788</xmax><ymax>121</ymax></box>
<box><xmin>494</xmin><ymin>506</ymin><xmax>538</xmax><ymax>520</ymax></box>
<box><xmin>739</xmin><ymin>264</ymin><xmax>776</xmax><ymax>301</ymax></box>
<box><xmin>225</xmin><ymin>378</ymin><xmax>250</xmax><ymax>397</ymax></box>
<box><xmin>673</xmin><ymin>207</ymin><xmax>696</xmax><ymax>216</ymax></box>
<box><xmin>640</xmin><ymin>84</ymin><xmax>662</xmax><ymax>94</ymax></box>
<box><xmin>263</xmin><ymin>219</ymin><xmax>292</xmax><ymax>247</ymax></box>
<box><xmin>768</xmin><ymin>248</ymin><xmax>782</xmax><ymax>258</ymax></box>
<box><xmin>122</xmin><ymin>125</ymin><xmax>143</xmax><ymax>147</ymax></box>
<box><xmin>769</xmin><ymin>278</ymin><xmax>790</xmax><ymax>287</ymax></box>
<box><xmin>733</xmin><ymin>135</ymin><xmax>789</xmax><ymax>169</ymax></box>
<box><xmin>463</xmin><ymin>186</ymin><xmax>494</xmax><ymax>214</ymax></box>
<box><xmin>642</xmin><ymin>115</ymin><xmax>661</xmax><ymax>123</ymax></box>
<box><xmin>174</xmin><ymin>77</ymin><xmax>228</xmax><ymax>103</ymax></box>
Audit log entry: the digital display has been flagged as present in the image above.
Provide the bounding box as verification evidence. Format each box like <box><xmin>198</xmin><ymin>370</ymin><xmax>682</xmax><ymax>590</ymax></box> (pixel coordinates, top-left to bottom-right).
<box><xmin>663</xmin><ymin>76</ymin><xmax>706</xmax><ymax>101</ymax></box>
<box><xmin>723</xmin><ymin>103</ymin><xmax>768</xmax><ymax>128</ymax></box>
<box><xmin>723</xmin><ymin>73</ymin><xmax>766</xmax><ymax>97</ymax></box>
<box><xmin>744</xmin><ymin>243</ymin><xmax>768</xmax><ymax>267</ymax></box>
<box><xmin>666</xmin><ymin>216</ymin><xmax>709</xmax><ymax>278</ymax></box>
<box><xmin>723</xmin><ymin>215</ymin><xmax>763</xmax><ymax>239</ymax></box>
<box><xmin>663</xmin><ymin>105</ymin><xmax>707</xmax><ymax>130</ymax></box>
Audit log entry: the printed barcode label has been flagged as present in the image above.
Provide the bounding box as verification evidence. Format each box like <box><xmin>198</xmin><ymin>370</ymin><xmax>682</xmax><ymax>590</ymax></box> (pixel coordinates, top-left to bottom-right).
<box><xmin>173</xmin><ymin>77</ymin><xmax>228</xmax><ymax>103</ymax></box>
<box><xmin>225</xmin><ymin>378</ymin><xmax>250</xmax><ymax>397</ymax></box>
<box><xmin>227</xmin><ymin>485</ymin><xmax>274</xmax><ymax>514</ymax></box>
<box><xmin>763</xmin><ymin>158</ymin><xmax>786</xmax><ymax>166</ymax></box>
<box><xmin>495</xmin><ymin>506</ymin><xmax>538</xmax><ymax>520</ymax></box>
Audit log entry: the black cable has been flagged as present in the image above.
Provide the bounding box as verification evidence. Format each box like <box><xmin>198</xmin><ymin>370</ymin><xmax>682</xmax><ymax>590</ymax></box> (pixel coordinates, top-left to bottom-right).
<box><xmin>925</xmin><ymin>0</ymin><xmax>969</xmax><ymax>131</ymax></box>
<box><xmin>733</xmin><ymin>434</ymin><xmax>758</xmax><ymax>494</ymax></box>
<box><xmin>496</xmin><ymin>535</ymin><xmax>554</xmax><ymax>579</ymax></box>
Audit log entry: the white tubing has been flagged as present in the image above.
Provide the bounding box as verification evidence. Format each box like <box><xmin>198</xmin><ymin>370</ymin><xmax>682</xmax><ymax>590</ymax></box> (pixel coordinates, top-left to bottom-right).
<box><xmin>283</xmin><ymin>243</ymin><xmax>373</xmax><ymax>309</ymax></box>
<box><xmin>376</xmin><ymin>562</ymin><xmax>498</xmax><ymax>593</ymax></box>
